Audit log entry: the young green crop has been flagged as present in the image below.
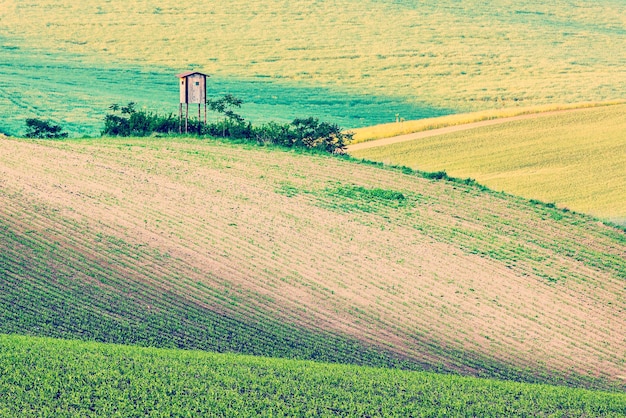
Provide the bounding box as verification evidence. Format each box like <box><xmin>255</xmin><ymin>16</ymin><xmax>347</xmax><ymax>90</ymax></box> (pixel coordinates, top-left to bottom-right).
<box><xmin>1</xmin><ymin>334</ymin><xmax>625</xmax><ymax>417</ymax></box>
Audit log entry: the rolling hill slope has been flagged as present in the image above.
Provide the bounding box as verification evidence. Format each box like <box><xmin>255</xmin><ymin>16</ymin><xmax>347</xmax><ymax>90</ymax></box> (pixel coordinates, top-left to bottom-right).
<box><xmin>1</xmin><ymin>136</ymin><xmax>625</xmax><ymax>390</ymax></box>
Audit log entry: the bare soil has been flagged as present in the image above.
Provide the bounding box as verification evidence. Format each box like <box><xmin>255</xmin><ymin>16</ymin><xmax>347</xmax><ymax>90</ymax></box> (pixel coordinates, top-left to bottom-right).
<box><xmin>1</xmin><ymin>137</ymin><xmax>624</xmax><ymax>385</ymax></box>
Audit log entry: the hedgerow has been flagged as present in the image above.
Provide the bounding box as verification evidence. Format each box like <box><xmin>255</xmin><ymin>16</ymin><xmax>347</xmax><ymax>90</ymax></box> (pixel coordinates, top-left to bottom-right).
<box><xmin>101</xmin><ymin>97</ymin><xmax>353</xmax><ymax>154</ymax></box>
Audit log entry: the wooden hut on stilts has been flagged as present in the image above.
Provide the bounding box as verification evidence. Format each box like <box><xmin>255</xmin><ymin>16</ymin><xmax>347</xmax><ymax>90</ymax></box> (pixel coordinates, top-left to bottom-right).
<box><xmin>176</xmin><ymin>71</ymin><xmax>209</xmax><ymax>134</ymax></box>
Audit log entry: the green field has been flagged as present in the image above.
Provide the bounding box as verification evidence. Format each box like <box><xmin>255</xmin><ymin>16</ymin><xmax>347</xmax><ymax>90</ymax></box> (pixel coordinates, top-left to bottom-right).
<box><xmin>0</xmin><ymin>38</ymin><xmax>430</xmax><ymax>137</ymax></box>
<box><xmin>2</xmin><ymin>334</ymin><xmax>625</xmax><ymax>417</ymax></box>
<box><xmin>1</xmin><ymin>0</ymin><xmax>625</xmax><ymax>135</ymax></box>
<box><xmin>350</xmin><ymin>105</ymin><xmax>626</xmax><ymax>223</ymax></box>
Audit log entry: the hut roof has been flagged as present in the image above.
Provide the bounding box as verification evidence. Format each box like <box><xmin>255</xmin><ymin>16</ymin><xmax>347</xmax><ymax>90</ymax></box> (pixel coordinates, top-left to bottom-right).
<box><xmin>176</xmin><ymin>71</ymin><xmax>210</xmax><ymax>78</ymax></box>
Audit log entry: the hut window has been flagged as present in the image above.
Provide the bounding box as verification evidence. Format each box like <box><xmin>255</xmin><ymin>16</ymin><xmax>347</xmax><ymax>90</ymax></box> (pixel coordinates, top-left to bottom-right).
<box><xmin>195</xmin><ymin>82</ymin><xmax>200</xmax><ymax>86</ymax></box>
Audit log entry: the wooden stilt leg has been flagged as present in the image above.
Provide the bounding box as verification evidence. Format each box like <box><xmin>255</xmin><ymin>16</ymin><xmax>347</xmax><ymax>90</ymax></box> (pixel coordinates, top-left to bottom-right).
<box><xmin>185</xmin><ymin>103</ymin><xmax>189</xmax><ymax>134</ymax></box>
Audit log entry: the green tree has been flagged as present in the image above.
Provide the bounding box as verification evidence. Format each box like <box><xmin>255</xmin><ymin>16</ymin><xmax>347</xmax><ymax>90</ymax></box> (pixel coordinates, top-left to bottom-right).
<box><xmin>23</xmin><ymin>118</ymin><xmax>68</xmax><ymax>139</ymax></box>
<box><xmin>292</xmin><ymin>117</ymin><xmax>352</xmax><ymax>153</ymax></box>
<box><xmin>207</xmin><ymin>94</ymin><xmax>246</xmax><ymax>137</ymax></box>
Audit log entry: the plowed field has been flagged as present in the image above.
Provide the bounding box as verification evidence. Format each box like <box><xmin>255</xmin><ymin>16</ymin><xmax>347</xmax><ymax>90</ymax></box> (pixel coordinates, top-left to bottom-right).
<box><xmin>1</xmin><ymin>136</ymin><xmax>625</xmax><ymax>389</ymax></box>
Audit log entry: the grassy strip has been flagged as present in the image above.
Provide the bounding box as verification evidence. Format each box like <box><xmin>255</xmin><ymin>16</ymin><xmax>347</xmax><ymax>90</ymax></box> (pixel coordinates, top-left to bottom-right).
<box><xmin>1</xmin><ymin>334</ymin><xmax>625</xmax><ymax>417</ymax></box>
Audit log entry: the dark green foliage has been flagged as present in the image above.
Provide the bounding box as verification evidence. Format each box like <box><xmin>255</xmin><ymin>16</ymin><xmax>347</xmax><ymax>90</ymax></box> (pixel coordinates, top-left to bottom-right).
<box><xmin>253</xmin><ymin>121</ymin><xmax>298</xmax><ymax>147</ymax></box>
<box><xmin>205</xmin><ymin>119</ymin><xmax>253</xmax><ymax>139</ymax></box>
<box><xmin>23</xmin><ymin>118</ymin><xmax>68</xmax><ymax>139</ymax></box>
<box><xmin>251</xmin><ymin>117</ymin><xmax>353</xmax><ymax>154</ymax></box>
<box><xmin>100</xmin><ymin>97</ymin><xmax>353</xmax><ymax>154</ymax></box>
<box><xmin>422</xmin><ymin>170</ymin><xmax>449</xmax><ymax>180</ymax></box>
<box><xmin>102</xmin><ymin>102</ymin><xmax>179</xmax><ymax>136</ymax></box>
<box><xmin>291</xmin><ymin>117</ymin><xmax>352</xmax><ymax>153</ymax></box>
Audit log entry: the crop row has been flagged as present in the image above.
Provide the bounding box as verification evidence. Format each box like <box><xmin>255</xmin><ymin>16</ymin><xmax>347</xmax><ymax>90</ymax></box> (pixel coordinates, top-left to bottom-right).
<box><xmin>0</xmin><ymin>193</ymin><xmax>414</xmax><ymax>371</ymax></box>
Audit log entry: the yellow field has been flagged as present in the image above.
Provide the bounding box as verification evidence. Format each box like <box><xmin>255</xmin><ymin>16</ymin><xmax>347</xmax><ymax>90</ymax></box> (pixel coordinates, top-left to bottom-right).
<box><xmin>1</xmin><ymin>0</ymin><xmax>625</xmax><ymax>115</ymax></box>
<box><xmin>350</xmin><ymin>104</ymin><xmax>626</xmax><ymax>222</ymax></box>
<box><xmin>350</xmin><ymin>101</ymin><xmax>626</xmax><ymax>143</ymax></box>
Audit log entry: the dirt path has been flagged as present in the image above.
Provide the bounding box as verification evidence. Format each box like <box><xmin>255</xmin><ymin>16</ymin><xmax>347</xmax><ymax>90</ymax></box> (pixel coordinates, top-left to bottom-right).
<box><xmin>347</xmin><ymin>107</ymin><xmax>593</xmax><ymax>152</ymax></box>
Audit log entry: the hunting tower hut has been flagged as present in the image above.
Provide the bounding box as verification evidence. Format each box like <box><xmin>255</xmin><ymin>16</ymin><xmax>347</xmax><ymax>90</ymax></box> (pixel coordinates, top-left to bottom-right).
<box><xmin>176</xmin><ymin>71</ymin><xmax>209</xmax><ymax>133</ymax></box>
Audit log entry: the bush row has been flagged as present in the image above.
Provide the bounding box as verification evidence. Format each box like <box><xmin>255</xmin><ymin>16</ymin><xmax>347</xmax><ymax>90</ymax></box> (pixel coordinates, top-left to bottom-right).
<box><xmin>101</xmin><ymin>98</ymin><xmax>353</xmax><ymax>154</ymax></box>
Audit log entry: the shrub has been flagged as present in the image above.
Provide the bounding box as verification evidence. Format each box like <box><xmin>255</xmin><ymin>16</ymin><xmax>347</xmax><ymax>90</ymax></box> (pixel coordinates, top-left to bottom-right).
<box><xmin>291</xmin><ymin>117</ymin><xmax>353</xmax><ymax>153</ymax></box>
<box><xmin>24</xmin><ymin>118</ymin><xmax>68</xmax><ymax>139</ymax></box>
<box><xmin>422</xmin><ymin>170</ymin><xmax>449</xmax><ymax>180</ymax></box>
<box><xmin>102</xmin><ymin>102</ymin><xmax>179</xmax><ymax>136</ymax></box>
<box><xmin>253</xmin><ymin>121</ymin><xmax>297</xmax><ymax>147</ymax></box>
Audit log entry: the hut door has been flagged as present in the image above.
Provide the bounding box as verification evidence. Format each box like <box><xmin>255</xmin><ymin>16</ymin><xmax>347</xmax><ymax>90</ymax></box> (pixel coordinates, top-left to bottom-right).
<box><xmin>189</xmin><ymin>81</ymin><xmax>200</xmax><ymax>103</ymax></box>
